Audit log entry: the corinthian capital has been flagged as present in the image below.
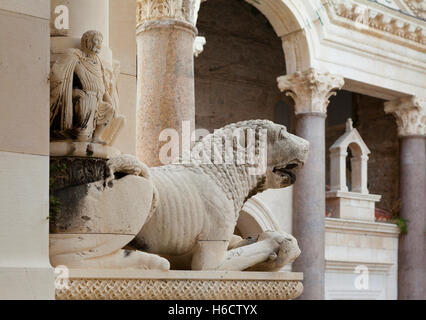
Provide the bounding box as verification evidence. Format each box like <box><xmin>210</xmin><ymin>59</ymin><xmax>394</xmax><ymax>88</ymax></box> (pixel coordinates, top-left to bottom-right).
<box><xmin>384</xmin><ymin>96</ymin><xmax>426</xmax><ymax>136</ymax></box>
<box><xmin>137</xmin><ymin>0</ymin><xmax>204</xmax><ymax>27</ymax></box>
<box><xmin>277</xmin><ymin>68</ymin><xmax>344</xmax><ymax>114</ymax></box>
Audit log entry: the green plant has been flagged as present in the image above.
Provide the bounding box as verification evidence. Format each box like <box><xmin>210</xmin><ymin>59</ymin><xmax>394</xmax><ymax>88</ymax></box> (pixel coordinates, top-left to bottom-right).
<box><xmin>391</xmin><ymin>217</ymin><xmax>408</xmax><ymax>234</ymax></box>
<box><xmin>390</xmin><ymin>199</ymin><xmax>407</xmax><ymax>234</ymax></box>
<box><xmin>48</xmin><ymin>162</ymin><xmax>67</xmax><ymax>223</ymax></box>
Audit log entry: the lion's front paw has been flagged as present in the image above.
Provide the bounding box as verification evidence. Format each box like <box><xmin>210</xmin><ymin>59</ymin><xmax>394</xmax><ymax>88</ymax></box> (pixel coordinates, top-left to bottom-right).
<box><xmin>255</xmin><ymin>231</ymin><xmax>301</xmax><ymax>271</ymax></box>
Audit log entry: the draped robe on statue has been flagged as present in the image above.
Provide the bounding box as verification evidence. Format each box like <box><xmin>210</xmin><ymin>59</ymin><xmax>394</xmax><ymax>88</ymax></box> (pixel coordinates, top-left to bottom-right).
<box><xmin>50</xmin><ymin>49</ymin><xmax>117</xmax><ymax>141</ymax></box>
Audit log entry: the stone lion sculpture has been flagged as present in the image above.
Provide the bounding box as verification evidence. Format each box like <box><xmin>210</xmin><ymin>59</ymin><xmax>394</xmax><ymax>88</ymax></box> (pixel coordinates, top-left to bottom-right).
<box><xmin>50</xmin><ymin>120</ymin><xmax>309</xmax><ymax>271</ymax></box>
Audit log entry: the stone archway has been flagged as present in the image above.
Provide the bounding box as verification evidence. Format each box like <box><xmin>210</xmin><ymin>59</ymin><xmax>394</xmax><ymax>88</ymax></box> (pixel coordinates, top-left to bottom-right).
<box><xmin>244</xmin><ymin>0</ymin><xmax>314</xmax><ymax>73</ymax></box>
<box><xmin>194</xmin><ymin>0</ymin><xmax>314</xmax><ymax>132</ymax></box>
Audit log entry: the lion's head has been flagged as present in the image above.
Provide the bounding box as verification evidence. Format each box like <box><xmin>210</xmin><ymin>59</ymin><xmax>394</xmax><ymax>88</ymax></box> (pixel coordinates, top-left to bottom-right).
<box><xmin>193</xmin><ymin>120</ymin><xmax>309</xmax><ymax>190</ymax></box>
<box><xmin>261</xmin><ymin>121</ymin><xmax>309</xmax><ymax>189</ymax></box>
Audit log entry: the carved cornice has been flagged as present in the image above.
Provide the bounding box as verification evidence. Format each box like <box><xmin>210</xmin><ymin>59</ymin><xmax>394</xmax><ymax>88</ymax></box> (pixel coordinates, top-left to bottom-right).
<box><xmin>404</xmin><ymin>0</ymin><xmax>426</xmax><ymax>20</ymax></box>
<box><xmin>384</xmin><ymin>96</ymin><xmax>426</xmax><ymax>136</ymax></box>
<box><xmin>137</xmin><ymin>0</ymin><xmax>204</xmax><ymax>28</ymax></box>
<box><xmin>277</xmin><ymin>68</ymin><xmax>344</xmax><ymax>115</ymax></box>
<box><xmin>327</xmin><ymin>0</ymin><xmax>426</xmax><ymax>46</ymax></box>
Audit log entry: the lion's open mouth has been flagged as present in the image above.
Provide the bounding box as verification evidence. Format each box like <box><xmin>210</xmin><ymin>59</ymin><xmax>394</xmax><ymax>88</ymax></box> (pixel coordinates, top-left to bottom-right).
<box><xmin>272</xmin><ymin>161</ymin><xmax>301</xmax><ymax>185</ymax></box>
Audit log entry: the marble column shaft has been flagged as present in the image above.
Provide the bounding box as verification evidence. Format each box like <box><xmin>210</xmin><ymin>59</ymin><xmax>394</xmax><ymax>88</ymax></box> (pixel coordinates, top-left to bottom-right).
<box><xmin>385</xmin><ymin>96</ymin><xmax>426</xmax><ymax>300</ymax></box>
<box><xmin>278</xmin><ymin>68</ymin><xmax>344</xmax><ymax>300</ymax></box>
<box><xmin>136</xmin><ymin>0</ymin><xmax>203</xmax><ymax>167</ymax></box>
<box><xmin>136</xmin><ymin>20</ymin><xmax>196</xmax><ymax>167</ymax></box>
<box><xmin>293</xmin><ymin>113</ymin><xmax>327</xmax><ymax>300</ymax></box>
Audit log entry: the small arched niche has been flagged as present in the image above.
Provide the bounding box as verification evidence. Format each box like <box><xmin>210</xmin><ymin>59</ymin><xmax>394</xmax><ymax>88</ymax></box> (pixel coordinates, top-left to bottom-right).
<box><xmin>326</xmin><ymin>119</ymin><xmax>381</xmax><ymax>221</ymax></box>
<box><xmin>329</xmin><ymin>119</ymin><xmax>370</xmax><ymax>194</ymax></box>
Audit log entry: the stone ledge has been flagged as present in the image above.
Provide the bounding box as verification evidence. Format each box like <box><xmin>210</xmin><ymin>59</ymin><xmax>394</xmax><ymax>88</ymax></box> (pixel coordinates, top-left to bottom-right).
<box><xmin>55</xmin><ymin>270</ymin><xmax>303</xmax><ymax>300</ymax></box>
<box><xmin>50</xmin><ymin>141</ymin><xmax>121</xmax><ymax>159</ymax></box>
<box><xmin>326</xmin><ymin>191</ymin><xmax>381</xmax><ymax>202</ymax></box>
<box><xmin>325</xmin><ymin>217</ymin><xmax>400</xmax><ymax>237</ymax></box>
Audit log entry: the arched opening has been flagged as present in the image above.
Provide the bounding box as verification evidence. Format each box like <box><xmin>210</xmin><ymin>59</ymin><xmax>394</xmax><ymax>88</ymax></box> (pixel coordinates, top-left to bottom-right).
<box><xmin>347</xmin><ymin>142</ymin><xmax>363</xmax><ymax>192</ymax></box>
<box><xmin>194</xmin><ymin>0</ymin><xmax>287</xmax><ymax>132</ymax></box>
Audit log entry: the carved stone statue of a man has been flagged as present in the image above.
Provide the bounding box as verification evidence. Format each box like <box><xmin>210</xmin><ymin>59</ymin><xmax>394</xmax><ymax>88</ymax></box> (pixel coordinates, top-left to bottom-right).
<box><xmin>50</xmin><ymin>30</ymin><xmax>117</xmax><ymax>143</ymax></box>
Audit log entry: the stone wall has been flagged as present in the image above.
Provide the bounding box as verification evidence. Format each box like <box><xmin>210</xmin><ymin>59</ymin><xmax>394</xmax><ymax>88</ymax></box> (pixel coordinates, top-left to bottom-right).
<box><xmin>195</xmin><ymin>0</ymin><xmax>286</xmax><ymax>132</ymax></box>
<box><xmin>0</xmin><ymin>0</ymin><xmax>54</xmax><ymax>299</ymax></box>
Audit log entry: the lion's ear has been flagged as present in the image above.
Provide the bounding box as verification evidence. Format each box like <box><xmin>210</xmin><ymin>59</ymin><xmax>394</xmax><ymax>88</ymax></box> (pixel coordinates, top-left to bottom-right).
<box><xmin>279</xmin><ymin>128</ymin><xmax>288</xmax><ymax>140</ymax></box>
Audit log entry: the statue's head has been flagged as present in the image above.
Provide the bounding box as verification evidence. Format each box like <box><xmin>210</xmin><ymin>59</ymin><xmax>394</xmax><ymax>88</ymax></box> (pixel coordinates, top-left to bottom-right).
<box><xmin>81</xmin><ymin>30</ymin><xmax>103</xmax><ymax>55</ymax></box>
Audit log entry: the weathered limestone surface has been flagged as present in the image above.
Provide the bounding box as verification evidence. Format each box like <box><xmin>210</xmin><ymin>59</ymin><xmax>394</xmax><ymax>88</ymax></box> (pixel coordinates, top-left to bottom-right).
<box><xmin>50</xmin><ymin>157</ymin><xmax>107</xmax><ymax>192</ymax></box>
<box><xmin>50</xmin><ymin>120</ymin><xmax>309</xmax><ymax>273</ymax></box>
<box><xmin>50</xmin><ymin>30</ymin><xmax>125</xmax><ymax>148</ymax></box>
<box><xmin>55</xmin><ymin>270</ymin><xmax>303</xmax><ymax>300</ymax></box>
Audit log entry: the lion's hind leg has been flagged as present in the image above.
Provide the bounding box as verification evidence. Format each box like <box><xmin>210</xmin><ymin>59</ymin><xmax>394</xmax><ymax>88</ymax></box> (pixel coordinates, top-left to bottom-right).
<box><xmin>191</xmin><ymin>231</ymin><xmax>300</xmax><ymax>271</ymax></box>
<box><xmin>52</xmin><ymin>249</ymin><xmax>170</xmax><ymax>270</ymax></box>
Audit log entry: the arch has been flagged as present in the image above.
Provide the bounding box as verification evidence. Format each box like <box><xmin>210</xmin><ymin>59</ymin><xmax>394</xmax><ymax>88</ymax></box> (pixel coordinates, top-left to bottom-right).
<box><xmin>245</xmin><ymin>0</ymin><xmax>315</xmax><ymax>73</ymax></box>
<box><xmin>237</xmin><ymin>197</ymin><xmax>280</xmax><ymax>238</ymax></box>
<box><xmin>329</xmin><ymin>119</ymin><xmax>371</xmax><ymax>194</ymax></box>
<box><xmin>197</xmin><ymin>0</ymin><xmax>316</xmax><ymax>74</ymax></box>
<box><xmin>347</xmin><ymin>141</ymin><xmax>363</xmax><ymax>157</ymax></box>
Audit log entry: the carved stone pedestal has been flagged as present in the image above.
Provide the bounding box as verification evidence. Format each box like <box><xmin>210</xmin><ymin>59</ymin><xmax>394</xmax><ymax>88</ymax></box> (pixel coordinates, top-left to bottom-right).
<box><xmin>55</xmin><ymin>270</ymin><xmax>303</xmax><ymax>300</ymax></box>
<box><xmin>50</xmin><ymin>141</ymin><xmax>121</xmax><ymax>159</ymax></box>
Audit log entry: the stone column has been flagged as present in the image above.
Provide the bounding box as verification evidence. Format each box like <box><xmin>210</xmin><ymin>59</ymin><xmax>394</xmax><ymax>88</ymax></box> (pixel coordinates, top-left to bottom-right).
<box><xmin>385</xmin><ymin>96</ymin><xmax>426</xmax><ymax>300</ymax></box>
<box><xmin>136</xmin><ymin>0</ymin><xmax>203</xmax><ymax>167</ymax></box>
<box><xmin>278</xmin><ymin>69</ymin><xmax>344</xmax><ymax>300</ymax></box>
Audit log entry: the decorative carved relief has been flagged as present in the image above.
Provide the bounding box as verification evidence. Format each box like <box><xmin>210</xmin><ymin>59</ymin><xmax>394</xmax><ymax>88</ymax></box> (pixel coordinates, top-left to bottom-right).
<box><xmin>384</xmin><ymin>96</ymin><xmax>426</xmax><ymax>136</ymax></box>
<box><xmin>50</xmin><ymin>30</ymin><xmax>125</xmax><ymax>145</ymax></box>
<box><xmin>404</xmin><ymin>0</ymin><xmax>426</xmax><ymax>20</ymax></box>
<box><xmin>56</xmin><ymin>278</ymin><xmax>303</xmax><ymax>300</ymax></box>
<box><xmin>277</xmin><ymin>68</ymin><xmax>344</xmax><ymax>114</ymax></box>
<box><xmin>137</xmin><ymin>0</ymin><xmax>203</xmax><ymax>26</ymax></box>
<box><xmin>329</xmin><ymin>0</ymin><xmax>426</xmax><ymax>45</ymax></box>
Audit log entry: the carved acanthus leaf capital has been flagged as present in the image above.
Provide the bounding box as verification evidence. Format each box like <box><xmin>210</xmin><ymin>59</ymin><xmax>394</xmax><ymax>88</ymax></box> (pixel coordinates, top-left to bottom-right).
<box><xmin>277</xmin><ymin>68</ymin><xmax>344</xmax><ymax>114</ymax></box>
<box><xmin>384</xmin><ymin>96</ymin><xmax>426</xmax><ymax>136</ymax></box>
<box><xmin>137</xmin><ymin>0</ymin><xmax>205</xmax><ymax>27</ymax></box>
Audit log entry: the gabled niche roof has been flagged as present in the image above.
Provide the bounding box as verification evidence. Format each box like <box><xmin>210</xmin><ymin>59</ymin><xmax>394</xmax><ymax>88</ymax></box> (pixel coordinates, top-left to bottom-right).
<box><xmin>329</xmin><ymin>119</ymin><xmax>371</xmax><ymax>155</ymax></box>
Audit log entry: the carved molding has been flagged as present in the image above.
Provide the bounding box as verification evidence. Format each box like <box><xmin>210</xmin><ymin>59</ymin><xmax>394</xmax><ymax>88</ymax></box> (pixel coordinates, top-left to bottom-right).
<box><xmin>277</xmin><ymin>68</ymin><xmax>344</xmax><ymax>114</ymax></box>
<box><xmin>404</xmin><ymin>0</ymin><xmax>426</xmax><ymax>20</ymax></box>
<box><xmin>137</xmin><ymin>0</ymin><xmax>204</xmax><ymax>27</ymax></box>
<box><xmin>384</xmin><ymin>96</ymin><xmax>426</xmax><ymax>136</ymax></box>
<box><xmin>328</xmin><ymin>0</ymin><xmax>426</xmax><ymax>46</ymax></box>
<box><xmin>56</xmin><ymin>277</ymin><xmax>303</xmax><ymax>300</ymax></box>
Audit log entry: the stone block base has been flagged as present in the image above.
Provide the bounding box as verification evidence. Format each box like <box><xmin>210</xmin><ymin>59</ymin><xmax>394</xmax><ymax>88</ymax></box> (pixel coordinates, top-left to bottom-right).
<box><xmin>55</xmin><ymin>270</ymin><xmax>303</xmax><ymax>300</ymax></box>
